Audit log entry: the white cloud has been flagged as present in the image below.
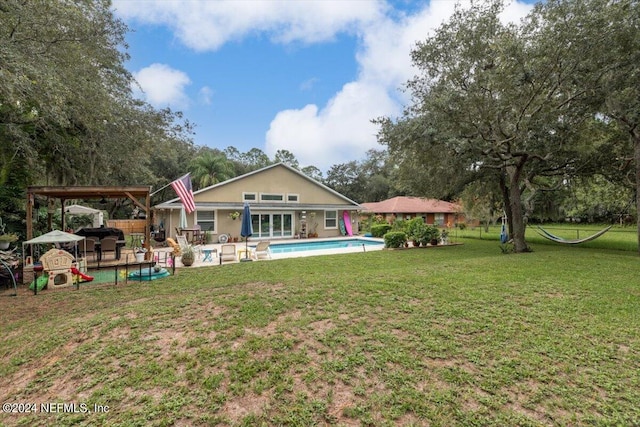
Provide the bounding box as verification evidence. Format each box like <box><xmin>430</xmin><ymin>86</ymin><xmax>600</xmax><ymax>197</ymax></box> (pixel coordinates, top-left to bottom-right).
<box><xmin>266</xmin><ymin>1</ymin><xmax>534</xmax><ymax>170</ymax></box>
<box><xmin>266</xmin><ymin>81</ymin><xmax>398</xmax><ymax>169</ymax></box>
<box><xmin>299</xmin><ymin>78</ymin><xmax>319</xmax><ymax>92</ymax></box>
<box><xmin>132</xmin><ymin>63</ymin><xmax>191</xmax><ymax>109</ymax></box>
<box><xmin>198</xmin><ymin>86</ymin><xmax>214</xmax><ymax>105</ymax></box>
<box><xmin>113</xmin><ymin>0</ymin><xmax>385</xmax><ymax>51</ymax></box>
<box><xmin>264</xmin><ymin>2</ymin><xmax>457</xmax><ymax>170</ymax></box>
<box><xmin>116</xmin><ymin>0</ymin><xmax>534</xmax><ymax>170</ymax></box>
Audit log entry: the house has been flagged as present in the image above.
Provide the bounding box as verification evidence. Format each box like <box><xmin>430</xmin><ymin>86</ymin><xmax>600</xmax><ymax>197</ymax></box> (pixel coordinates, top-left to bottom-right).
<box><xmin>154</xmin><ymin>163</ymin><xmax>361</xmax><ymax>242</ymax></box>
<box><xmin>360</xmin><ymin>196</ymin><xmax>462</xmax><ymax>226</ymax></box>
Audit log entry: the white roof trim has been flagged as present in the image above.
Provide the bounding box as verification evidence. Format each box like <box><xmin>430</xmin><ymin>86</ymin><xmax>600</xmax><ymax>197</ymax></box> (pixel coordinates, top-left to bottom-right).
<box><xmin>155</xmin><ymin>162</ymin><xmax>361</xmax><ymax>209</ymax></box>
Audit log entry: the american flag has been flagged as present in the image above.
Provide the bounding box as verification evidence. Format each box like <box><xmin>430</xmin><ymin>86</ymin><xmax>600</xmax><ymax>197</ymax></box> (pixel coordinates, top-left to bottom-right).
<box><xmin>170</xmin><ymin>173</ymin><xmax>196</xmax><ymax>213</ymax></box>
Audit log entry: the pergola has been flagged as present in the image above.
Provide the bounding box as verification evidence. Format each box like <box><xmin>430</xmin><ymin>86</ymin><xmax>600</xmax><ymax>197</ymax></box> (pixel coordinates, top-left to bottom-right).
<box><xmin>26</xmin><ymin>186</ymin><xmax>152</xmax><ymax>256</ymax></box>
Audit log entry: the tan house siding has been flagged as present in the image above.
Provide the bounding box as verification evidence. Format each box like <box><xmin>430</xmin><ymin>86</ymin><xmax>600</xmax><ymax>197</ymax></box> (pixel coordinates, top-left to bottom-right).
<box><xmin>193</xmin><ymin>166</ymin><xmax>348</xmax><ymax>205</ymax></box>
<box><xmin>154</xmin><ymin>163</ymin><xmax>360</xmax><ymax>242</ymax></box>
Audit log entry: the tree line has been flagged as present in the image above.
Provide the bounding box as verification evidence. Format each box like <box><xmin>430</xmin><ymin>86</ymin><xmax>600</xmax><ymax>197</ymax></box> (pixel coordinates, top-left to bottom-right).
<box><xmin>1</xmin><ymin>0</ymin><xmax>637</xmax><ymax>253</ymax></box>
<box><xmin>376</xmin><ymin>0</ymin><xmax>639</xmax><ymax>253</ymax></box>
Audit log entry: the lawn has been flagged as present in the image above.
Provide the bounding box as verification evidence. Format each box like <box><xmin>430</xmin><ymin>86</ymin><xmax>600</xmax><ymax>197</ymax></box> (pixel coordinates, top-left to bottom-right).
<box><xmin>457</xmin><ymin>223</ymin><xmax>639</xmax><ymax>252</ymax></box>
<box><xmin>1</xmin><ymin>238</ymin><xmax>639</xmax><ymax>426</ymax></box>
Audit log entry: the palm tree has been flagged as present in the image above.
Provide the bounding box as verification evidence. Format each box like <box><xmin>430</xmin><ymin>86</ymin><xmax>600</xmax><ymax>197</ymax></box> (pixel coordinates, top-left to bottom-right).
<box><xmin>189</xmin><ymin>151</ymin><xmax>235</xmax><ymax>190</ymax></box>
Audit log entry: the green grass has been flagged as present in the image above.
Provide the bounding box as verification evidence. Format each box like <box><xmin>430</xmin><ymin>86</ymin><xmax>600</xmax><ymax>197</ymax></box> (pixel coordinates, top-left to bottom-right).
<box><xmin>456</xmin><ymin>223</ymin><xmax>639</xmax><ymax>252</ymax></box>
<box><xmin>1</xmin><ymin>239</ymin><xmax>639</xmax><ymax>426</ymax></box>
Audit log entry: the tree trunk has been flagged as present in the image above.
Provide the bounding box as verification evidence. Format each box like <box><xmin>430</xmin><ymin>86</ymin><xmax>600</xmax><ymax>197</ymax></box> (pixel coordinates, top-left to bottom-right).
<box><xmin>506</xmin><ymin>163</ymin><xmax>530</xmax><ymax>253</ymax></box>
<box><xmin>499</xmin><ymin>172</ymin><xmax>514</xmax><ymax>237</ymax></box>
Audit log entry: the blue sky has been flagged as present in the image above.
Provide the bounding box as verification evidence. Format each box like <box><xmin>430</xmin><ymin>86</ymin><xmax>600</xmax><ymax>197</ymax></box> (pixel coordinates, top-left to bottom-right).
<box><xmin>112</xmin><ymin>0</ymin><xmax>534</xmax><ymax>172</ymax></box>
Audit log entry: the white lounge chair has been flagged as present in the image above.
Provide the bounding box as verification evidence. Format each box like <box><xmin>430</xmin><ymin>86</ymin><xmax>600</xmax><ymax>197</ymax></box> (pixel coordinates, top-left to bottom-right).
<box><xmin>251</xmin><ymin>241</ymin><xmax>271</xmax><ymax>260</ymax></box>
<box><xmin>219</xmin><ymin>244</ymin><xmax>237</xmax><ymax>264</ymax></box>
<box><xmin>177</xmin><ymin>235</ymin><xmax>201</xmax><ymax>259</ymax></box>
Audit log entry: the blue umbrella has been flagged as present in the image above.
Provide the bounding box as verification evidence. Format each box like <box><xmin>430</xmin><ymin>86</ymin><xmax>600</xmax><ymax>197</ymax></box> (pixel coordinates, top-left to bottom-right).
<box><xmin>240</xmin><ymin>203</ymin><xmax>253</xmax><ymax>262</ymax></box>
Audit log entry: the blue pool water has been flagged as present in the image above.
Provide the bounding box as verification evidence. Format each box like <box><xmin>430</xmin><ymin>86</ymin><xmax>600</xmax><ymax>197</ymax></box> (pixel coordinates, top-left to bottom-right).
<box><xmin>269</xmin><ymin>238</ymin><xmax>383</xmax><ymax>254</ymax></box>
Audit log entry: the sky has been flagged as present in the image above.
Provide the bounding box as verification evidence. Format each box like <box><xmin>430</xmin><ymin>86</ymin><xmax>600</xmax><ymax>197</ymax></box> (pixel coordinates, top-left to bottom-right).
<box><xmin>111</xmin><ymin>0</ymin><xmax>535</xmax><ymax>172</ymax></box>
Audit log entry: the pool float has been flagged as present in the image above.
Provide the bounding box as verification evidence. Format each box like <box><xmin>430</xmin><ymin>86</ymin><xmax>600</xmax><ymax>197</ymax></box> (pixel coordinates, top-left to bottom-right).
<box><xmin>339</xmin><ymin>217</ymin><xmax>347</xmax><ymax>236</ymax></box>
<box><xmin>128</xmin><ymin>267</ymin><xmax>170</xmax><ymax>281</ymax></box>
<box><xmin>342</xmin><ymin>211</ymin><xmax>353</xmax><ymax>236</ymax></box>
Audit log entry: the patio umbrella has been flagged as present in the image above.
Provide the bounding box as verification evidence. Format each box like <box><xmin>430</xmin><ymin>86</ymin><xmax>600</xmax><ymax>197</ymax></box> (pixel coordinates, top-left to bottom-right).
<box><xmin>179</xmin><ymin>207</ymin><xmax>188</xmax><ymax>229</ymax></box>
<box><xmin>240</xmin><ymin>202</ymin><xmax>253</xmax><ymax>262</ymax></box>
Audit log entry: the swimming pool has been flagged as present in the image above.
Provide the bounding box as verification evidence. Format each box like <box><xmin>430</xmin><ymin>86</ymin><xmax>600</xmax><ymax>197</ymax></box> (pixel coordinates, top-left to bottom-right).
<box><xmin>269</xmin><ymin>238</ymin><xmax>384</xmax><ymax>254</ymax></box>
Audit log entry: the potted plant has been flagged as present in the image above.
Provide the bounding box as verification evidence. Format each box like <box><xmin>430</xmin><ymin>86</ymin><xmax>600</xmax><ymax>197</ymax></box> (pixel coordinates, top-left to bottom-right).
<box><xmin>440</xmin><ymin>228</ymin><xmax>450</xmax><ymax>245</ymax></box>
<box><xmin>0</xmin><ymin>233</ymin><xmax>18</xmax><ymax>250</ymax></box>
<box><xmin>0</xmin><ymin>217</ymin><xmax>18</xmax><ymax>250</ymax></box>
<box><xmin>229</xmin><ymin>211</ymin><xmax>240</xmax><ymax>221</ymax></box>
<box><xmin>181</xmin><ymin>245</ymin><xmax>195</xmax><ymax>266</ymax></box>
<box><xmin>405</xmin><ymin>218</ymin><xmax>426</xmax><ymax>247</ymax></box>
<box><xmin>134</xmin><ymin>247</ymin><xmax>147</xmax><ymax>262</ymax></box>
<box><xmin>428</xmin><ymin>225</ymin><xmax>441</xmax><ymax>245</ymax></box>
<box><xmin>419</xmin><ymin>225</ymin><xmax>440</xmax><ymax>246</ymax></box>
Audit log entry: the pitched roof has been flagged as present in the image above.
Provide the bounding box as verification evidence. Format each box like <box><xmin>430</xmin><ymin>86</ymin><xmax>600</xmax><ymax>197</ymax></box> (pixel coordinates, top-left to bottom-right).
<box><xmin>155</xmin><ymin>162</ymin><xmax>360</xmax><ymax>209</ymax></box>
<box><xmin>360</xmin><ymin>196</ymin><xmax>460</xmax><ymax>214</ymax></box>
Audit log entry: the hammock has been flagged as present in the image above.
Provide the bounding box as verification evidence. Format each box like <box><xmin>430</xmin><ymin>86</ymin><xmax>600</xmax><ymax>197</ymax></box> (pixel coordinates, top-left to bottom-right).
<box><xmin>534</xmin><ymin>225</ymin><xmax>612</xmax><ymax>245</ymax></box>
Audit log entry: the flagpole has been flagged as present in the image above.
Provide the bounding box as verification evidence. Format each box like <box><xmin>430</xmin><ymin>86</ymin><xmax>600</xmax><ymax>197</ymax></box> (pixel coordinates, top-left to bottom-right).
<box><xmin>151</xmin><ymin>173</ymin><xmax>193</xmax><ymax>197</ymax></box>
<box><xmin>150</xmin><ymin>181</ymin><xmax>175</xmax><ymax>197</ymax></box>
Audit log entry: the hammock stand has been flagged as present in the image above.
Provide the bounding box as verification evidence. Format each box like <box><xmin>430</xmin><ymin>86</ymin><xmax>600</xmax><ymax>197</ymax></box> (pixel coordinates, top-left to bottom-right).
<box><xmin>534</xmin><ymin>225</ymin><xmax>612</xmax><ymax>245</ymax></box>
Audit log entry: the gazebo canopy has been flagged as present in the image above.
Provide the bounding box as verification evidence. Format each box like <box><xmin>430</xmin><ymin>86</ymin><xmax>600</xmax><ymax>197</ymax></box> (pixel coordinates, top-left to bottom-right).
<box><xmin>22</xmin><ymin>230</ymin><xmax>86</xmax><ymax>267</ymax></box>
<box><xmin>24</xmin><ymin>230</ymin><xmax>85</xmax><ymax>244</ymax></box>
<box><xmin>26</xmin><ymin>185</ymin><xmax>152</xmax><ymax>254</ymax></box>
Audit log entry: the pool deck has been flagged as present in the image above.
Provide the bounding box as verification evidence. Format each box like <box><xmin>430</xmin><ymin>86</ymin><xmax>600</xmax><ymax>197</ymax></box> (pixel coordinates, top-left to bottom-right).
<box><xmin>155</xmin><ymin>236</ymin><xmax>386</xmax><ymax>268</ymax></box>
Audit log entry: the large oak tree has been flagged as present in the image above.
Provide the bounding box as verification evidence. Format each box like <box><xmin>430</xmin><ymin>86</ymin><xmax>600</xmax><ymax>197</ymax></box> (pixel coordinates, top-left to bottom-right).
<box><xmin>378</xmin><ymin>0</ymin><xmax>633</xmax><ymax>252</ymax></box>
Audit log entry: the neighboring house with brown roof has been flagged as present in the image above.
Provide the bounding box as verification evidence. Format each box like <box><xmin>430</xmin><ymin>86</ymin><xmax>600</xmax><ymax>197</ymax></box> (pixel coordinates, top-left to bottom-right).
<box><xmin>360</xmin><ymin>196</ymin><xmax>462</xmax><ymax>226</ymax></box>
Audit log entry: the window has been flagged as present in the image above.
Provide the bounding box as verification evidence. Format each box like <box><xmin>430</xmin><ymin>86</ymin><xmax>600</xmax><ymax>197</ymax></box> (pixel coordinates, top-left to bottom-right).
<box><xmin>324</xmin><ymin>210</ymin><xmax>337</xmax><ymax>229</ymax></box>
<box><xmin>434</xmin><ymin>213</ymin><xmax>445</xmax><ymax>226</ymax></box>
<box><xmin>260</xmin><ymin>193</ymin><xmax>284</xmax><ymax>202</ymax></box>
<box><xmin>287</xmin><ymin>194</ymin><xmax>299</xmax><ymax>203</ymax></box>
<box><xmin>243</xmin><ymin>192</ymin><xmax>257</xmax><ymax>202</ymax></box>
<box><xmin>196</xmin><ymin>210</ymin><xmax>216</xmax><ymax>232</ymax></box>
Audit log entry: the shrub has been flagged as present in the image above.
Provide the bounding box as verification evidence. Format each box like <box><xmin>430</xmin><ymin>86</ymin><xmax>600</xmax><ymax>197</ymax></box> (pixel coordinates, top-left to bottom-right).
<box><xmin>371</xmin><ymin>224</ymin><xmax>392</xmax><ymax>238</ymax></box>
<box><xmin>373</xmin><ymin>214</ymin><xmax>387</xmax><ymax>225</ymax></box>
<box><xmin>419</xmin><ymin>225</ymin><xmax>440</xmax><ymax>246</ymax></box>
<box><xmin>391</xmin><ymin>218</ymin><xmax>405</xmax><ymax>231</ymax></box>
<box><xmin>384</xmin><ymin>231</ymin><xmax>407</xmax><ymax>248</ymax></box>
<box><xmin>405</xmin><ymin>218</ymin><xmax>426</xmax><ymax>242</ymax></box>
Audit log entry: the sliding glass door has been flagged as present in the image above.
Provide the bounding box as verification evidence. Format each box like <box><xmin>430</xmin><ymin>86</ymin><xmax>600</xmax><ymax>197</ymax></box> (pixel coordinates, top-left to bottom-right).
<box><xmin>251</xmin><ymin>213</ymin><xmax>293</xmax><ymax>238</ymax></box>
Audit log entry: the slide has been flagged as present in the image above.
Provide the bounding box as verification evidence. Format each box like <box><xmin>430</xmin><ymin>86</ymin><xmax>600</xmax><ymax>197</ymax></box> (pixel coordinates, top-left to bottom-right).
<box><xmin>29</xmin><ymin>275</ymin><xmax>48</xmax><ymax>292</ymax></box>
<box><xmin>71</xmin><ymin>267</ymin><xmax>94</xmax><ymax>282</ymax></box>
<box><xmin>343</xmin><ymin>211</ymin><xmax>353</xmax><ymax>236</ymax></box>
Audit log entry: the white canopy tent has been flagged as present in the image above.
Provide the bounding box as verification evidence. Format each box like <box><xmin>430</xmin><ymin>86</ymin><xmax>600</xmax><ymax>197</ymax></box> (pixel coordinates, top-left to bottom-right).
<box><xmin>22</xmin><ymin>230</ymin><xmax>85</xmax><ymax>266</ymax></box>
<box><xmin>64</xmin><ymin>204</ymin><xmax>104</xmax><ymax>228</ymax></box>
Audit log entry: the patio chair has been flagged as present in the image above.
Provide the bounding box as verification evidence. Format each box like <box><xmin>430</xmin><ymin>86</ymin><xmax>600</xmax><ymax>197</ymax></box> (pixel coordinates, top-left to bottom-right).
<box><xmin>100</xmin><ymin>236</ymin><xmax>118</xmax><ymax>260</ymax></box>
<box><xmin>190</xmin><ymin>224</ymin><xmax>205</xmax><ymax>245</ymax></box>
<box><xmin>251</xmin><ymin>241</ymin><xmax>271</xmax><ymax>260</ymax></box>
<box><xmin>177</xmin><ymin>234</ymin><xmax>202</xmax><ymax>260</ymax></box>
<box><xmin>79</xmin><ymin>237</ymin><xmax>97</xmax><ymax>261</ymax></box>
<box><xmin>219</xmin><ymin>244</ymin><xmax>237</xmax><ymax>264</ymax></box>
<box><xmin>176</xmin><ymin>235</ymin><xmax>189</xmax><ymax>249</ymax></box>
